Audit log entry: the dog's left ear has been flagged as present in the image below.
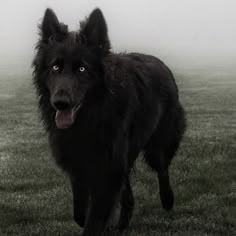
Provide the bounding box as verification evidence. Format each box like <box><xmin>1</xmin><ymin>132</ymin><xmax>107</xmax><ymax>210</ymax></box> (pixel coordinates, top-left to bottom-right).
<box><xmin>80</xmin><ymin>8</ymin><xmax>110</xmax><ymax>55</ymax></box>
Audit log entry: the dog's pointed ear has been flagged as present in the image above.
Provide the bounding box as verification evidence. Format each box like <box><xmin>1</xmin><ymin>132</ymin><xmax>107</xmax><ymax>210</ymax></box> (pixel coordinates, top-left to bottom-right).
<box><xmin>41</xmin><ymin>8</ymin><xmax>61</xmax><ymax>39</ymax></box>
<box><xmin>81</xmin><ymin>8</ymin><xmax>110</xmax><ymax>55</ymax></box>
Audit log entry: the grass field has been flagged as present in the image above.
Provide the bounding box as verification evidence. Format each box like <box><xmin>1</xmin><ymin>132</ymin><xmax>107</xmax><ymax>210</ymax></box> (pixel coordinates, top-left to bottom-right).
<box><xmin>0</xmin><ymin>68</ymin><xmax>235</xmax><ymax>236</ymax></box>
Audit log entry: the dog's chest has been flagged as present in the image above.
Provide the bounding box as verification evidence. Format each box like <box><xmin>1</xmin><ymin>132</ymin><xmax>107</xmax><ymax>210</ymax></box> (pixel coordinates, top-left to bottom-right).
<box><xmin>50</xmin><ymin>119</ymin><xmax>113</xmax><ymax>172</ymax></box>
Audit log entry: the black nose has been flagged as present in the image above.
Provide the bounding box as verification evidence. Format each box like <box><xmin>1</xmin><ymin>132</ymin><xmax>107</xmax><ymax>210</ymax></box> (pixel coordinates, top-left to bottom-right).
<box><xmin>52</xmin><ymin>95</ymin><xmax>71</xmax><ymax>111</ymax></box>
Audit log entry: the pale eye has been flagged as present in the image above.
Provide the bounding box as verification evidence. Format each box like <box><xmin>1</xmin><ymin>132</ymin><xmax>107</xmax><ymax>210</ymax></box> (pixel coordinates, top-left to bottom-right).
<box><xmin>79</xmin><ymin>66</ymin><xmax>85</xmax><ymax>72</ymax></box>
<box><xmin>52</xmin><ymin>65</ymin><xmax>59</xmax><ymax>71</ymax></box>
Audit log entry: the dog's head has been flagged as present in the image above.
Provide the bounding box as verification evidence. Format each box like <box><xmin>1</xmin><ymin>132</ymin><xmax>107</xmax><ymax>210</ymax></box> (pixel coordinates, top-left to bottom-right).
<box><xmin>33</xmin><ymin>8</ymin><xmax>110</xmax><ymax>129</ymax></box>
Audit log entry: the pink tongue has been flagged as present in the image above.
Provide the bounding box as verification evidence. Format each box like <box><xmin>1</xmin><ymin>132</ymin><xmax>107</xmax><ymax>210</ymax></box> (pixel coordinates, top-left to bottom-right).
<box><xmin>55</xmin><ymin>110</ymin><xmax>75</xmax><ymax>129</ymax></box>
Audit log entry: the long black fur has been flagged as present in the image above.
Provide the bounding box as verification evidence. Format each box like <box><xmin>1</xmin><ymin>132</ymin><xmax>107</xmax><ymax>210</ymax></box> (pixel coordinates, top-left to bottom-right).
<box><xmin>33</xmin><ymin>8</ymin><xmax>186</xmax><ymax>236</ymax></box>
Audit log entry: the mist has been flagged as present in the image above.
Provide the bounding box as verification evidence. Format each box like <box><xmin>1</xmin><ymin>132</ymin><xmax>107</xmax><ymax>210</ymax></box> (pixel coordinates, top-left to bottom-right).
<box><xmin>1</xmin><ymin>0</ymin><xmax>236</xmax><ymax>72</ymax></box>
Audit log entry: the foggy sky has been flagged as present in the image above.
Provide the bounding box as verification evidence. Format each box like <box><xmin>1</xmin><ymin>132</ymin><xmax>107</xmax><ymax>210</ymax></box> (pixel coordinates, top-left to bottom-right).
<box><xmin>1</xmin><ymin>0</ymin><xmax>236</xmax><ymax>70</ymax></box>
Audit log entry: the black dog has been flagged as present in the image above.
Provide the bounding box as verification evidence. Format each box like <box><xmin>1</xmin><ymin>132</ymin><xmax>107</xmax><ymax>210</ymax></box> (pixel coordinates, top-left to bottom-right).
<box><xmin>33</xmin><ymin>8</ymin><xmax>186</xmax><ymax>236</ymax></box>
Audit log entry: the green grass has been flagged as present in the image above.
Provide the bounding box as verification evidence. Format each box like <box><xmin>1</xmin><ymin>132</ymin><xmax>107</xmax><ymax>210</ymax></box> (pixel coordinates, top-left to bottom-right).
<box><xmin>0</xmin><ymin>69</ymin><xmax>235</xmax><ymax>235</ymax></box>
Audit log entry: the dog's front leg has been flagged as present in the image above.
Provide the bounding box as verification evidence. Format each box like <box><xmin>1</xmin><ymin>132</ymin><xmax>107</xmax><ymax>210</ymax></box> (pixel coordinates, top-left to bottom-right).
<box><xmin>82</xmin><ymin>174</ymin><xmax>123</xmax><ymax>236</ymax></box>
<box><xmin>70</xmin><ymin>176</ymin><xmax>89</xmax><ymax>228</ymax></box>
<box><xmin>82</xmin><ymin>133</ymin><xmax>128</xmax><ymax>236</ymax></box>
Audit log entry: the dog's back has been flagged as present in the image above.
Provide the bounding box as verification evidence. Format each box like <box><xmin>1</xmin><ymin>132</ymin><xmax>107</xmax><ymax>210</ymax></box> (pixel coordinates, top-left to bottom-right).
<box><xmin>101</xmin><ymin>52</ymin><xmax>185</xmax><ymax>165</ymax></box>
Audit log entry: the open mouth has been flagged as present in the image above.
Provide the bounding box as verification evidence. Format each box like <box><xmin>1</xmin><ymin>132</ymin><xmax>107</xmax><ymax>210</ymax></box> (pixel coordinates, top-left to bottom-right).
<box><xmin>55</xmin><ymin>102</ymin><xmax>82</xmax><ymax>129</ymax></box>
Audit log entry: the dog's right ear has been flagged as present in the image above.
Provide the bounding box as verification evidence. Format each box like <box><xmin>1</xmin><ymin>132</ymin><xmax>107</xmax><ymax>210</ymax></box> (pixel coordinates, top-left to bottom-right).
<box><xmin>41</xmin><ymin>8</ymin><xmax>61</xmax><ymax>40</ymax></box>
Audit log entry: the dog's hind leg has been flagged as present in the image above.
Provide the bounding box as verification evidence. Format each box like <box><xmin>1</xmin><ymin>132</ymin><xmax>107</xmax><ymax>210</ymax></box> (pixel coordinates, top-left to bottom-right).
<box><xmin>70</xmin><ymin>176</ymin><xmax>89</xmax><ymax>228</ymax></box>
<box><xmin>144</xmin><ymin>143</ymin><xmax>174</xmax><ymax>211</ymax></box>
<box><xmin>143</xmin><ymin>117</ymin><xmax>179</xmax><ymax>211</ymax></box>
<box><xmin>117</xmin><ymin>176</ymin><xmax>134</xmax><ymax>232</ymax></box>
<box><xmin>144</xmin><ymin>106</ymin><xmax>185</xmax><ymax>211</ymax></box>
<box><xmin>145</xmin><ymin>145</ymin><xmax>174</xmax><ymax>211</ymax></box>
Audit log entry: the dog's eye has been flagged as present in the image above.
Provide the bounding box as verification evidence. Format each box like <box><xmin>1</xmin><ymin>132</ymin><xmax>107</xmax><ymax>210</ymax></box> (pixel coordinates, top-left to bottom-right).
<box><xmin>52</xmin><ymin>65</ymin><xmax>59</xmax><ymax>72</ymax></box>
<box><xmin>79</xmin><ymin>66</ymin><xmax>85</xmax><ymax>72</ymax></box>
